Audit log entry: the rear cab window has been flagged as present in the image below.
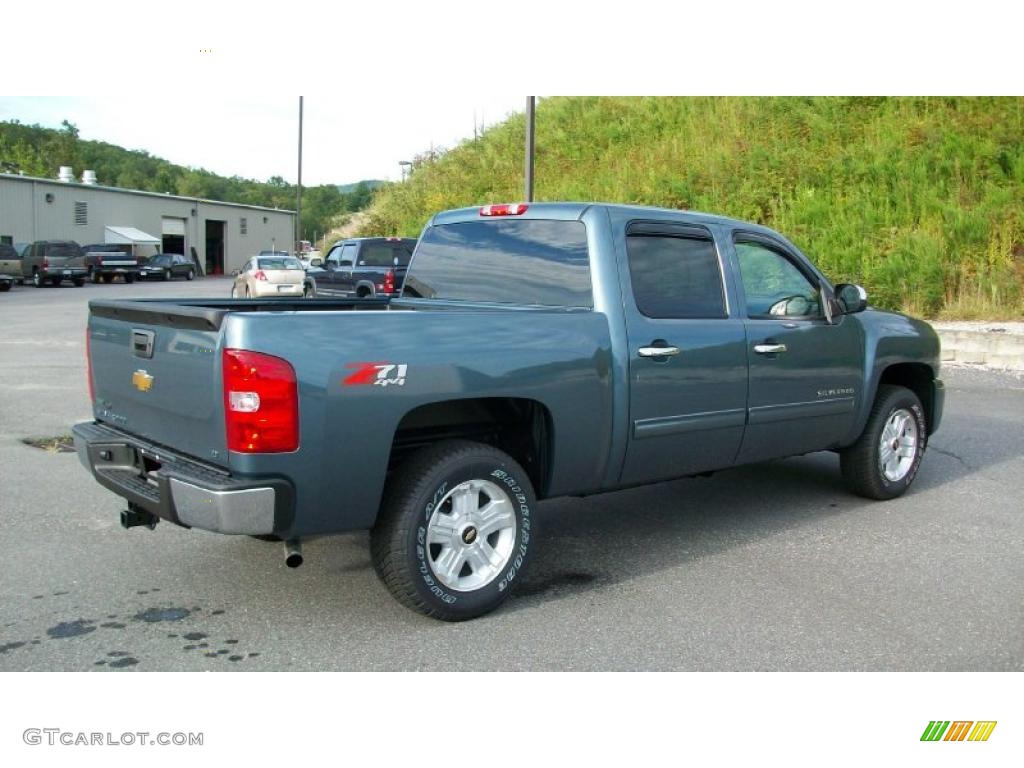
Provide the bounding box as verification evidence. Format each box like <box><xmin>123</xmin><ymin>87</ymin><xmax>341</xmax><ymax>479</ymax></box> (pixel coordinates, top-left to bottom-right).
<box><xmin>403</xmin><ymin>219</ymin><xmax>592</xmax><ymax>307</ymax></box>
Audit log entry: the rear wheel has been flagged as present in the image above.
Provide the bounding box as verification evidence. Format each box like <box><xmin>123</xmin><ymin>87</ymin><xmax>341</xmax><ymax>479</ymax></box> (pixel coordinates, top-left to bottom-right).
<box><xmin>0</xmin><ymin>282</ymin><xmax>10</xmax><ymax>292</ymax></box>
<box><xmin>32</xmin><ymin>271</ymin><xmax>45</xmax><ymax>288</ymax></box>
<box><xmin>72</xmin><ymin>278</ymin><xmax>85</xmax><ymax>287</ymax></box>
<box><xmin>370</xmin><ymin>440</ymin><xmax>537</xmax><ymax>621</ymax></box>
<box><xmin>101</xmin><ymin>274</ymin><xmax>113</xmax><ymax>284</ymax></box>
<box><xmin>841</xmin><ymin>385</ymin><xmax>927</xmax><ymax>500</ymax></box>
<box><xmin>124</xmin><ymin>274</ymin><xmax>135</xmax><ymax>284</ymax></box>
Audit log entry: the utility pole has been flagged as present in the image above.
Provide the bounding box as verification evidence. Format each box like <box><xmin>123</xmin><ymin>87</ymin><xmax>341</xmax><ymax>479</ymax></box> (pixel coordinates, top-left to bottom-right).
<box><xmin>524</xmin><ymin>96</ymin><xmax>535</xmax><ymax>202</ymax></box>
<box><xmin>296</xmin><ymin>96</ymin><xmax>303</xmax><ymax>254</ymax></box>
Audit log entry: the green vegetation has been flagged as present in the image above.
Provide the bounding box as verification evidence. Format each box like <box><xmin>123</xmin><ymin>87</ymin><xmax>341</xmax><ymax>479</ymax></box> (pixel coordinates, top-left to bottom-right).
<box><xmin>361</xmin><ymin>97</ymin><xmax>1024</xmax><ymax>319</ymax></box>
<box><xmin>0</xmin><ymin>120</ymin><xmax>380</xmax><ymax>244</ymax></box>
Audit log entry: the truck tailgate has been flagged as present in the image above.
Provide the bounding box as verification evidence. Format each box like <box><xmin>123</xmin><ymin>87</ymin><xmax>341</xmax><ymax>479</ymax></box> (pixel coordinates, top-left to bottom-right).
<box><xmin>88</xmin><ymin>302</ymin><xmax>227</xmax><ymax>466</ymax></box>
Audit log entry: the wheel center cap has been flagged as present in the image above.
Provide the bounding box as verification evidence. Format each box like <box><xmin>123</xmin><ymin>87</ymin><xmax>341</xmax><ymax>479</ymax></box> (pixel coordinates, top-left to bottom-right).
<box><xmin>461</xmin><ymin>526</ymin><xmax>478</xmax><ymax>545</ymax></box>
<box><xmin>892</xmin><ymin>439</ymin><xmax>900</xmax><ymax>451</ymax></box>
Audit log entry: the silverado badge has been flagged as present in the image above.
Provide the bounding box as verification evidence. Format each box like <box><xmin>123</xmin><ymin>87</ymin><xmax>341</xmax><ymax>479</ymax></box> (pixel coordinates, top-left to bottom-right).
<box><xmin>132</xmin><ymin>369</ymin><xmax>154</xmax><ymax>392</ymax></box>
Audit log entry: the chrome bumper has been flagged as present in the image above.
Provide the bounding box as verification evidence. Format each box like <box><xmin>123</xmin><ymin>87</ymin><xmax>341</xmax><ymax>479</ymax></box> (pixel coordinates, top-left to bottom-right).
<box><xmin>73</xmin><ymin>422</ymin><xmax>291</xmax><ymax>535</ymax></box>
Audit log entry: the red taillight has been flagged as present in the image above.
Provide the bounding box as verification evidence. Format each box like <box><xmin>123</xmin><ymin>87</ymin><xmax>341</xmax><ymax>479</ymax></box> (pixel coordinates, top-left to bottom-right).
<box><xmin>254</xmin><ymin>270</ymin><xmax>268</xmax><ymax>281</ymax></box>
<box><xmin>383</xmin><ymin>269</ymin><xmax>395</xmax><ymax>294</ymax></box>
<box><xmin>43</xmin><ymin>258</ymin><xmax>50</xmax><ymax>269</ymax></box>
<box><xmin>86</xmin><ymin>329</ymin><xmax>95</xmax><ymax>403</ymax></box>
<box><xmin>223</xmin><ymin>349</ymin><xmax>298</xmax><ymax>453</ymax></box>
<box><xmin>480</xmin><ymin>203</ymin><xmax>528</xmax><ymax>217</ymax></box>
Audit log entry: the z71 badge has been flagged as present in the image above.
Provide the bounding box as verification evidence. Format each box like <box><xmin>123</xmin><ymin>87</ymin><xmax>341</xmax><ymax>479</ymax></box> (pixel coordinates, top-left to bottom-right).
<box><xmin>343</xmin><ymin>362</ymin><xmax>408</xmax><ymax>388</ymax></box>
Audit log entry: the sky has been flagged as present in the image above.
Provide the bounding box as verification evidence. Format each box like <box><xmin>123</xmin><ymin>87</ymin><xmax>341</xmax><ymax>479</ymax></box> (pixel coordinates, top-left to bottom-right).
<box><xmin>0</xmin><ymin>95</ymin><xmax>528</xmax><ymax>187</ymax></box>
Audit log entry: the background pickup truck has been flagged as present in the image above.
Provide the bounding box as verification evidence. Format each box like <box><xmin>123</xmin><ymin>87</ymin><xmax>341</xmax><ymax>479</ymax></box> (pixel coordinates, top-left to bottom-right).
<box><xmin>83</xmin><ymin>244</ymin><xmax>140</xmax><ymax>283</ymax></box>
<box><xmin>74</xmin><ymin>202</ymin><xmax>944</xmax><ymax>620</ymax></box>
<box><xmin>306</xmin><ymin>236</ymin><xmax>416</xmax><ymax>298</ymax></box>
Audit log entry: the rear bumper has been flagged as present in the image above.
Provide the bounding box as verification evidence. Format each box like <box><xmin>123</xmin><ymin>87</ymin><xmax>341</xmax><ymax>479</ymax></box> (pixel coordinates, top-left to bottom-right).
<box><xmin>249</xmin><ymin>282</ymin><xmax>304</xmax><ymax>297</ymax></box>
<box><xmin>42</xmin><ymin>268</ymin><xmax>87</xmax><ymax>279</ymax></box>
<box><xmin>72</xmin><ymin>421</ymin><xmax>294</xmax><ymax>534</ymax></box>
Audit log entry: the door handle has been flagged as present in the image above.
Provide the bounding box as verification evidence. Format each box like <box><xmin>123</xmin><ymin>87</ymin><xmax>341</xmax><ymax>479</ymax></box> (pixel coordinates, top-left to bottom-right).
<box><xmin>638</xmin><ymin>345</ymin><xmax>681</xmax><ymax>358</ymax></box>
<box><xmin>754</xmin><ymin>343</ymin><xmax>788</xmax><ymax>354</ymax></box>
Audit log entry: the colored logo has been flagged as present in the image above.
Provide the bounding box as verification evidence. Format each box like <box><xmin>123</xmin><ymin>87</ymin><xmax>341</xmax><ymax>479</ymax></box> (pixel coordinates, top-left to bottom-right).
<box><xmin>132</xmin><ymin>369</ymin><xmax>154</xmax><ymax>392</ymax></box>
<box><xmin>921</xmin><ymin>721</ymin><xmax>997</xmax><ymax>742</ymax></box>
<box><xmin>343</xmin><ymin>362</ymin><xmax>408</xmax><ymax>388</ymax></box>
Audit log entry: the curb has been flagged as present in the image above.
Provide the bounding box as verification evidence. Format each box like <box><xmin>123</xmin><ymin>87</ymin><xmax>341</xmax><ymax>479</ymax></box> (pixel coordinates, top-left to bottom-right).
<box><xmin>929</xmin><ymin>323</ymin><xmax>1024</xmax><ymax>371</ymax></box>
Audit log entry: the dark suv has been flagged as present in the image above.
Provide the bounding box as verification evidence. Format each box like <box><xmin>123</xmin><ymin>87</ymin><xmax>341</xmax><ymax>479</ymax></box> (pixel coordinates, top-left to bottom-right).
<box><xmin>307</xmin><ymin>237</ymin><xmax>416</xmax><ymax>297</ymax></box>
<box><xmin>23</xmin><ymin>240</ymin><xmax>88</xmax><ymax>287</ymax></box>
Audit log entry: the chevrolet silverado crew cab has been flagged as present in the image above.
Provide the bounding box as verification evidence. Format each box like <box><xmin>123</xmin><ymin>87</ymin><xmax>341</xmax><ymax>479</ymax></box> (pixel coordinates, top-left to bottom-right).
<box><xmin>74</xmin><ymin>203</ymin><xmax>944</xmax><ymax>620</ymax></box>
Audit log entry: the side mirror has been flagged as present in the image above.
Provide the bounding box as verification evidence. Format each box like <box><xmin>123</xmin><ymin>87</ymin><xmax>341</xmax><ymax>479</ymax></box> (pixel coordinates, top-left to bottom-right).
<box><xmin>835</xmin><ymin>283</ymin><xmax>868</xmax><ymax>314</ymax></box>
<box><xmin>310</xmin><ymin>258</ymin><xmax>322</xmax><ymax>267</ymax></box>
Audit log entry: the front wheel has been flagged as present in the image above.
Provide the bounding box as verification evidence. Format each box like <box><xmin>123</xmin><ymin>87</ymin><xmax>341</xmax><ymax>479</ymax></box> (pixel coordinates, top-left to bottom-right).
<box><xmin>163</xmin><ymin>269</ymin><xmax>171</xmax><ymax>281</ymax></box>
<box><xmin>840</xmin><ymin>385</ymin><xmax>927</xmax><ymax>500</ymax></box>
<box><xmin>186</xmin><ymin>269</ymin><xmax>195</xmax><ymax>281</ymax></box>
<box><xmin>370</xmin><ymin>440</ymin><xmax>537</xmax><ymax>621</ymax></box>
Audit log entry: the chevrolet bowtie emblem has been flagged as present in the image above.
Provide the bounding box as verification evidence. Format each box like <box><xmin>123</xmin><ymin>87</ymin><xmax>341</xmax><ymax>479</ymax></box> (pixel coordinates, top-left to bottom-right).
<box><xmin>132</xmin><ymin>369</ymin><xmax>154</xmax><ymax>392</ymax></box>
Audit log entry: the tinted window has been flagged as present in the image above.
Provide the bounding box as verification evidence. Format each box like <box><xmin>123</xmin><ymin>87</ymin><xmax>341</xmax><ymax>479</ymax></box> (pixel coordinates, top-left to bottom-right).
<box><xmin>360</xmin><ymin>242</ymin><xmax>413</xmax><ymax>267</ymax></box>
<box><xmin>0</xmin><ymin>243</ymin><xmax>16</xmax><ymax>259</ymax></box>
<box><xmin>735</xmin><ymin>240</ymin><xmax>821</xmax><ymax>318</ymax></box>
<box><xmin>626</xmin><ymin>234</ymin><xmax>726</xmax><ymax>319</ymax></box>
<box><xmin>404</xmin><ymin>220</ymin><xmax>592</xmax><ymax>307</ymax></box>
<box><xmin>150</xmin><ymin>256</ymin><xmax>170</xmax><ymax>265</ymax></box>
<box><xmin>47</xmin><ymin>242</ymin><xmax>82</xmax><ymax>259</ymax></box>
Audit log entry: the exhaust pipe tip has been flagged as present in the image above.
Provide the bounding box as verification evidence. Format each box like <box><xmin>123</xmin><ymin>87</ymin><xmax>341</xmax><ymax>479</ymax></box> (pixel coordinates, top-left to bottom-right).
<box><xmin>284</xmin><ymin>538</ymin><xmax>303</xmax><ymax>568</ymax></box>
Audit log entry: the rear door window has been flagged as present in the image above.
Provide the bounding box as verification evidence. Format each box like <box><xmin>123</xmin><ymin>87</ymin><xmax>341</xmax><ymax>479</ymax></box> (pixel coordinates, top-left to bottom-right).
<box><xmin>403</xmin><ymin>219</ymin><xmax>592</xmax><ymax>307</ymax></box>
<box><xmin>625</xmin><ymin>227</ymin><xmax>727</xmax><ymax>319</ymax></box>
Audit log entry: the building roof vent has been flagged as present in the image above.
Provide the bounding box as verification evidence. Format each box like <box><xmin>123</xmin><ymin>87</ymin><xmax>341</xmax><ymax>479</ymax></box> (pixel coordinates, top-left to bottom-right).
<box><xmin>81</xmin><ymin>170</ymin><xmax>98</xmax><ymax>185</ymax></box>
<box><xmin>58</xmin><ymin>166</ymin><xmax>75</xmax><ymax>183</ymax></box>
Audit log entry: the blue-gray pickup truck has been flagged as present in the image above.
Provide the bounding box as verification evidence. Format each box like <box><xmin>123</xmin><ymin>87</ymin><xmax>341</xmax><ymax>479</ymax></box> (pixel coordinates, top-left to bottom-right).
<box><xmin>73</xmin><ymin>202</ymin><xmax>944</xmax><ymax>620</ymax></box>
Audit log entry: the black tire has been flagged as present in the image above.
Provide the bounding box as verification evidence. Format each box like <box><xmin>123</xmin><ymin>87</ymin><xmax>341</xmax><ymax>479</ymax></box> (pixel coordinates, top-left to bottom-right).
<box><xmin>101</xmin><ymin>274</ymin><xmax>113</xmax><ymax>284</ymax></box>
<box><xmin>163</xmin><ymin>269</ymin><xmax>171</xmax><ymax>281</ymax></box>
<box><xmin>371</xmin><ymin>440</ymin><xmax>537</xmax><ymax>621</ymax></box>
<box><xmin>303</xmin><ymin>283</ymin><xmax>314</xmax><ymax>298</ymax></box>
<box><xmin>186</xmin><ymin>269</ymin><xmax>195</xmax><ymax>281</ymax></box>
<box><xmin>72</xmin><ymin>277</ymin><xmax>85</xmax><ymax>287</ymax></box>
<box><xmin>840</xmin><ymin>384</ymin><xmax>927</xmax><ymax>500</ymax></box>
<box><xmin>89</xmin><ymin>268</ymin><xmax>100</xmax><ymax>284</ymax></box>
<box><xmin>124</xmin><ymin>274</ymin><xmax>135</xmax><ymax>284</ymax></box>
<box><xmin>32</xmin><ymin>271</ymin><xmax>45</xmax><ymax>288</ymax></box>
<box><xmin>0</xmin><ymin>282</ymin><xmax>10</xmax><ymax>292</ymax></box>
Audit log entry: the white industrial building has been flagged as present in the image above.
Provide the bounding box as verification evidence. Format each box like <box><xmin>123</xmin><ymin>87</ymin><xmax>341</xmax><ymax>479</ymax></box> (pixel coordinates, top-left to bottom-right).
<box><xmin>0</xmin><ymin>169</ymin><xmax>296</xmax><ymax>275</ymax></box>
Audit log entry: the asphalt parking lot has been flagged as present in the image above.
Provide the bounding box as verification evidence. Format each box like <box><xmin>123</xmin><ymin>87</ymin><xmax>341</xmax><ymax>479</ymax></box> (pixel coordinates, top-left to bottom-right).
<box><xmin>0</xmin><ymin>276</ymin><xmax>1022</xmax><ymax>671</ymax></box>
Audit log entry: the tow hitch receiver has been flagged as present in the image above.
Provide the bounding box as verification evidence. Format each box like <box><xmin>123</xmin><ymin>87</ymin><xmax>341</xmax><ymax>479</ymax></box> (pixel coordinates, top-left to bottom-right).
<box><xmin>121</xmin><ymin>504</ymin><xmax>159</xmax><ymax>530</ymax></box>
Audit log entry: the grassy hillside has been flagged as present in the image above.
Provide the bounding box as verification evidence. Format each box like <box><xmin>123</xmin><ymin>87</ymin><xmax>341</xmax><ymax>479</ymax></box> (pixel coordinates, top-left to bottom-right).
<box><xmin>359</xmin><ymin>97</ymin><xmax>1024</xmax><ymax>319</ymax></box>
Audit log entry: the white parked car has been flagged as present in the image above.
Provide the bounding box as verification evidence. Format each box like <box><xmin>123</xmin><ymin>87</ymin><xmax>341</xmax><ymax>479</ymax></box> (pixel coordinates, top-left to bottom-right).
<box><xmin>231</xmin><ymin>254</ymin><xmax>308</xmax><ymax>298</ymax></box>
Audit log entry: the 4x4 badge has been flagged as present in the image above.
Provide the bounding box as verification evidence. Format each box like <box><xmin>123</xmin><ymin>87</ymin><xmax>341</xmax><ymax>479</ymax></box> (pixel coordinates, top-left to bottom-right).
<box><xmin>343</xmin><ymin>362</ymin><xmax>408</xmax><ymax>387</ymax></box>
